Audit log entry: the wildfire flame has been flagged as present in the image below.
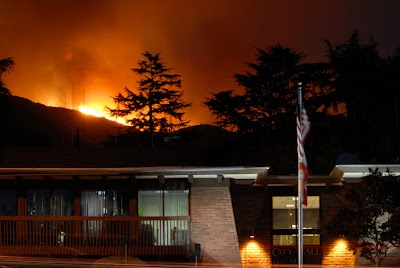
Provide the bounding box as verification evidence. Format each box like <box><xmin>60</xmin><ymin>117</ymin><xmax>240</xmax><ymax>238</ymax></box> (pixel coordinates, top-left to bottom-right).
<box><xmin>78</xmin><ymin>105</ymin><xmax>129</xmax><ymax>126</ymax></box>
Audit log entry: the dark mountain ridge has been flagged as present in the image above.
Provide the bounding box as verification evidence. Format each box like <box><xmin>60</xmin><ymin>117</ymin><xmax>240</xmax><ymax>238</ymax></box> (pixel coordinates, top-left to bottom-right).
<box><xmin>0</xmin><ymin>95</ymin><xmax>242</xmax><ymax>169</ymax></box>
<box><xmin>2</xmin><ymin>95</ymin><xmax>125</xmax><ymax>147</ymax></box>
<box><xmin>0</xmin><ymin>95</ymin><xmax>356</xmax><ymax>174</ymax></box>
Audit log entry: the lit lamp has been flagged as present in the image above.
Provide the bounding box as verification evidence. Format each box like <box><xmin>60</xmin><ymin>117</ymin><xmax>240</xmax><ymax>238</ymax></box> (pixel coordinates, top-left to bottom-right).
<box><xmin>250</xmin><ymin>229</ymin><xmax>255</xmax><ymax>239</ymax></box>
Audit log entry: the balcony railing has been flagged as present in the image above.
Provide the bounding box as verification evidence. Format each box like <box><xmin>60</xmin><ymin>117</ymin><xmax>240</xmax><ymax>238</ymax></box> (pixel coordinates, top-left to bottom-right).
<box><xmin>0</xmin><ymin>216</ymin><xmax>190</xmax><ymax>257</ymax></box>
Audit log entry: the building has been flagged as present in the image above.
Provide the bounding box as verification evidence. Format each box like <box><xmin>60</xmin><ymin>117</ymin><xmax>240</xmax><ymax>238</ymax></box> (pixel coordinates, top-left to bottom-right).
<box><xmin>0</xmin><ymin>164</ymin><xmax>399</xmax><ymax>267</ymax></box>
<box><xmin>0</xmin><ymin>166</ymin><xmax>266</xmax><ymax>267</ymax></box>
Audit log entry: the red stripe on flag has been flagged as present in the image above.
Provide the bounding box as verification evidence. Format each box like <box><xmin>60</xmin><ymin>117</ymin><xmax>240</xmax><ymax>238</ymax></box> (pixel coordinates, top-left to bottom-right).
<box><xmin>297</xmin><ymin>105</ymin><xmax>310</xmax><ymax>206</ymax></box>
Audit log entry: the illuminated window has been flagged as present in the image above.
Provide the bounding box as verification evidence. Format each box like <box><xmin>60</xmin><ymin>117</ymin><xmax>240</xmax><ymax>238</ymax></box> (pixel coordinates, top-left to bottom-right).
<box><xmin>138</xmin><ymin>189</ymin><xmax>189</xmax><ymax>216</ymax></box>
<box><xmin>138</xmin><ymin>188</ymin><xmax>189</xmax><ymax>246</ymax></box>
<box><xmin>81</xmin><ymin>190</ymin><xmax>129</xmax><ymax>216</ymax></box>
<box><xmin>272</xmin><ymin>196</ymin><xmax>320</xmax><ymax>245</ymax></box>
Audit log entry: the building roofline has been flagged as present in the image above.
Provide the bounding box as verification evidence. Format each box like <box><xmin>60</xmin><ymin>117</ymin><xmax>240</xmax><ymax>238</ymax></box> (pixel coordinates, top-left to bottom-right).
<box><xmin>330</xmin><ymin>164</ymin><xmax>400</xmax><ymax>183</ymax></box>
<box><xmin>252</xmin><ymin>174</ymin><xmax>332</xmax><ymax>187</ymax></box>
<box><xmin>0</xmin><ymin>166</ymin><xmax>270</xmax><ymax>181</ymax></box>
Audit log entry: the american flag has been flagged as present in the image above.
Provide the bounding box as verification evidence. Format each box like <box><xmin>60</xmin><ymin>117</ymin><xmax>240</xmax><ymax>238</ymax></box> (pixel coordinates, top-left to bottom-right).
<box><xmin>297</xmin><ymin>104</ymin><xmax>310</xmax><ymax>206</ymax></box>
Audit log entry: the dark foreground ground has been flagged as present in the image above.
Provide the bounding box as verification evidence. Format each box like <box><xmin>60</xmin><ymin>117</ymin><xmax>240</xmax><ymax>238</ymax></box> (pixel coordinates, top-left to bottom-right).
<box><xmin>1</xmin><ymin>256</ymin><xmax>399</xmax><ymax>268</ymax></box>
<box><xmin>0</xmin><ymin>255</ymin><xmax>233</xmax><ymax>268</ymax></box>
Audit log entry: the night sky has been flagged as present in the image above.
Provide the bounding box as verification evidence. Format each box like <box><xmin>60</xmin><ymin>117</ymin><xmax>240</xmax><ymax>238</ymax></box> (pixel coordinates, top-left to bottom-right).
<box><xmin>1</xmin><ymin>0</ymin><xmax>400</xmax><ymax>125</ymax></box>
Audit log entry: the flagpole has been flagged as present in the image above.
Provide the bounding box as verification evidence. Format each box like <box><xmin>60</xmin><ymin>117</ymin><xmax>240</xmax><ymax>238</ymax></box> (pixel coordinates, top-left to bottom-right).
<box><xmin>297</xmin><ymin>82</ymin><xmax>304</xmax><ymax>267</ymax></box>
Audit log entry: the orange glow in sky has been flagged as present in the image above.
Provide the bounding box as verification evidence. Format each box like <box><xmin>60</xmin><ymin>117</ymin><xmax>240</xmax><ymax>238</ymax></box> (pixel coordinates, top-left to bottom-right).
<box><xmin>1</xmin><ymin>1</ymin><xmax>400</xmax><ymax>126</ymax></box>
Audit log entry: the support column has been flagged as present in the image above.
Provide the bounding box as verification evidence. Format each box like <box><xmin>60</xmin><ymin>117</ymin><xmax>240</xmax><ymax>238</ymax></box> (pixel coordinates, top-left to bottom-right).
<box><xmin>190</xmin><ymin>183</ymin><xmax>242</xmax><ymax>267</ymax></box>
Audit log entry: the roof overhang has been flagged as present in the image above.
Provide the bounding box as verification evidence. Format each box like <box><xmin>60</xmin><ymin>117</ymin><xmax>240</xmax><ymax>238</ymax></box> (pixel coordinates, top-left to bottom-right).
<box><xmin>330</xmin><ymin>164</ymin><xmax>400</xmax><ymax>183</ymax></box>
<box><xmin>253</xmin><ymin>174</ymin><xmax>330</xmax><ymax>187</ymax></box>
<box><xmin>0</xmin><ymin>166</ymin><xmax>269</xmax><ymax>183</ymax></box>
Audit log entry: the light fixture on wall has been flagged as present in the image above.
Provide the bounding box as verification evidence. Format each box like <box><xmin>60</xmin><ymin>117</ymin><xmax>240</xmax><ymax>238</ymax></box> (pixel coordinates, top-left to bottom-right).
<box><xmin>250</xmin><ymin>229</ymin><xmax>255</xmax><ymax>239</ymax></box>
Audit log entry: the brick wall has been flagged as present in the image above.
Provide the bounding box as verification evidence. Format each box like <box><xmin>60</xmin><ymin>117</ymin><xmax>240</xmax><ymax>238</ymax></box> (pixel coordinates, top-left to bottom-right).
<box><xmin>231</xmin><ymin>187</ymin><xmax>272</xmax><ymax>268</ymax></box>
<box><xmin>322</xmin><ymin>238</ymin><xmax>356</xmax><ymax>267</ymax></box>
<box><xmin>189</xmin><ymin>183</ymin><xmax>365</xmax><ymax>267</ymax></box>
<box><xmin>190</xmin><ymin>186</ymin><xmax>242</xmax><ymax>267</ymax></box>
<box><xmin>321</xmin><ymin>192</ymin><xmax>356</xmax><ymax>267</ymax></box>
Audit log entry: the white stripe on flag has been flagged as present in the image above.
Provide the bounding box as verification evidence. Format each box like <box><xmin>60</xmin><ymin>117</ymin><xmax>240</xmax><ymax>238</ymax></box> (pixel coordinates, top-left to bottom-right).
<box><xmin>297</xmin><ymin>105</ymin><xmax>310</xmax><ymax>206</ymax></box>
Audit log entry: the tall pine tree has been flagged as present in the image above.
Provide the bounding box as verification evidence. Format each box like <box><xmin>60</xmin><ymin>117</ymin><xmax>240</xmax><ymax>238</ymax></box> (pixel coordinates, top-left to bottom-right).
<box><xmin>107</xmin><ymin>52</ymin><xmax>191</xmax><ymax>147</ymax></box>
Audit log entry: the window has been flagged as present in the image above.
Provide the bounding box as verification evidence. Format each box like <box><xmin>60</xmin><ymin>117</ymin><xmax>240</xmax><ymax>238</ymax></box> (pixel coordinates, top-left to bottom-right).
<box><xmin>272</xmin><ymin>196</ymin><xmax>320</xmax><ymax>245</ymax></box>
<box><xmin>138</xmin><ymin>190</ymin><xmax>189</xmax><ymax>216</ymax></box>
<box><xmin>0</xmin><ymin>190</ymin><xmax>17</xmax><ymax>215</ymax></box>
<box><xmin>81</xmin><ymin>190</ymin><xmax>129</xmax><ymax>216</ymax></box>
<box><xmin>27</xmin><ymin>190</ymin><xmax>74</xmax><ymax>216</ymax></box>
<box><xmin>138</xmin><ymin>189</ymin><xmax>189</xmax><ymax>246</ymax></box>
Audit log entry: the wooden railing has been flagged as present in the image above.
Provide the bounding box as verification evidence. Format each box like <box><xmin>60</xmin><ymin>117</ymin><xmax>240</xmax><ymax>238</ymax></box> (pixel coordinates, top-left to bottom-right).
<box><xmin>0</xmin><ymin>216</ymin><xmax>190</xmax><ymax>257</ymax></box>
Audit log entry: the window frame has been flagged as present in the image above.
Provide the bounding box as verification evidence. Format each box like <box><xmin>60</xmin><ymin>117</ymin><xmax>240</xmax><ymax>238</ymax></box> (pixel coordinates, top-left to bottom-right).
<box><xmin>138</xmin><ymin>189</ymin><xmax>189</xmax><ymax>217</ymax></box>
<box><xmin>272</xmin><ymin>195</ymin><xmax>321</xmax><ymax>246</ymax></box>
<box><xmin>27</xmin><ymin>189</ymin><xmax>74</xmax><ymax>216</ymax></box>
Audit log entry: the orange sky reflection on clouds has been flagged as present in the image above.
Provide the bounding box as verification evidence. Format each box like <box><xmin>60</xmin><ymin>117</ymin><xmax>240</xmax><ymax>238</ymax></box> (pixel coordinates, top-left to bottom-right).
<box><xmin>1</xmin><ymin>0</ymin><xmax>400</xmax><ymax>125</ymax></box>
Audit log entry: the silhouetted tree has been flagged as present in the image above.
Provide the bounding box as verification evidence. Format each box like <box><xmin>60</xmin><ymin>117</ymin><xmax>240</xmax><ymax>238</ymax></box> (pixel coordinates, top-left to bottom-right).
<box><xmin>203</xmin><ymin>90</ymin><xmax>251</xmax><ymax>132</ymax></box>
<box><xmin>324</xmin><ymin>30</ymin><xmax>385</xmax><ymax>123</ymax></box>
<box><xmin>107</xmin><ymin>52</ymin><xmax>191</xmax><ymax>147</ymax></box>
<box><xmin>383</xmin><ymin>48</ymin><xmax>400</xmax><ymax>159</ymax></box>
<box><xmin>384</xmin><ymin>48</ymin><xmax>400</xmax><ymax>99</ymax></box>
<box><xmin>0</xmin><ymin>57</ymin><xmax>15</xmax><ymax>95</ymax></box>
<box><xmin>319</xmin><ymin>168</ymin><xmax>400</xmax><ymax>267</ymax></box>
<box><xmin>0</xmin><ymin>57</ymin><xmax>15</xmax><ymax>163</ymax></box>
<box><xmin>204</xmin><ymin>44</ymin><xmax>337</xmax><ymax>173</ymax></box>
<box><xmin>235</xmin><ymin>45</ymin><xmax>304</xmax><ymax>129</ymax></box>
<box><xmin>204</xmin><ymin>44</ymin><xmax>333</xmax><ymax>134</ymax></box>
<box><xmin>324</xmin><ymin>29</ymin><xmax>400</xmax><ymax>162</ymax></box>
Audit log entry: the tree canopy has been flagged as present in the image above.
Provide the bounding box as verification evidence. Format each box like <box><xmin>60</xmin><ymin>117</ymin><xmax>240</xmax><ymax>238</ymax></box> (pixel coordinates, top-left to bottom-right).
<box><xmin>107</xmin><ymin>51</ymin><xmax>191</xmax><ymax>147</ymax></box>
<box><xmin>319</xmin><ymin>168</ymin><xmax>400</xmax><ymax>267</ymax></box>
<box><xmin>204</xmin><ymin>30</ymin><xmax>400</xmax><ymax>170</ymax></box>
<box><xmin>205</xmin><ymin>44</ymin><xmax>303</xmax><ymax>133</ymax></box>
<box><xmin>204</xmin><ymin>44</ymin><xmax>335</xmax><ymax>134</ymax></box>
<box><xmin>324</xmin><ymin>30</ymin><xmax>384</xmax><ymax>120</ymax></box>
<box><xmin>0</xmin><ymin>57</ymin><xmax>15</xmax><ymax>155</ymax></box>
<box><xmin>0</xmin><ymin>57</ymin><xmax>15</xmax><ymax>95</ymax></box>
<box><xmin>323</xmin><ymin>30</ymin><xmax>400</xmax><ymax>162</ymax></box>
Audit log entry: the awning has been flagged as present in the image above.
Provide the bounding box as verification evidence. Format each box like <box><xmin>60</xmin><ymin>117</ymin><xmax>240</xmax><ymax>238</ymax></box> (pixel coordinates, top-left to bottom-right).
<box><xmin>329</xmin><ymin>164</ymin><xmax>400</xmax><ymax>183</ymax></box>
<box><xmin>0</xmin><ymin>166</ymin><xmax>269</xmax><ymax>183</ymax></box>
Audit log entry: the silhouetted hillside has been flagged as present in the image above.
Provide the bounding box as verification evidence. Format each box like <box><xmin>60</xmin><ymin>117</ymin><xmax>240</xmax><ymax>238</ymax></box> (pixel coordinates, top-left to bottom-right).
<box><xmin>0</xmin><ymin>96</ymin><xmax>343</xmax><ymax>174</ymax></box>
<box><xmin>2</xmin><ymin>95</ymin><xmax>126</xmax><ymax>147</ymax></box>
<box><xmin>0</xmin><ymin>95</ymin><xmax>248</xmax><ymax>168</ymax></box>
<box><xmin>0</xmin><ymin>96</ymin><xmax>302</xmax><ymax>171</ymax></box>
